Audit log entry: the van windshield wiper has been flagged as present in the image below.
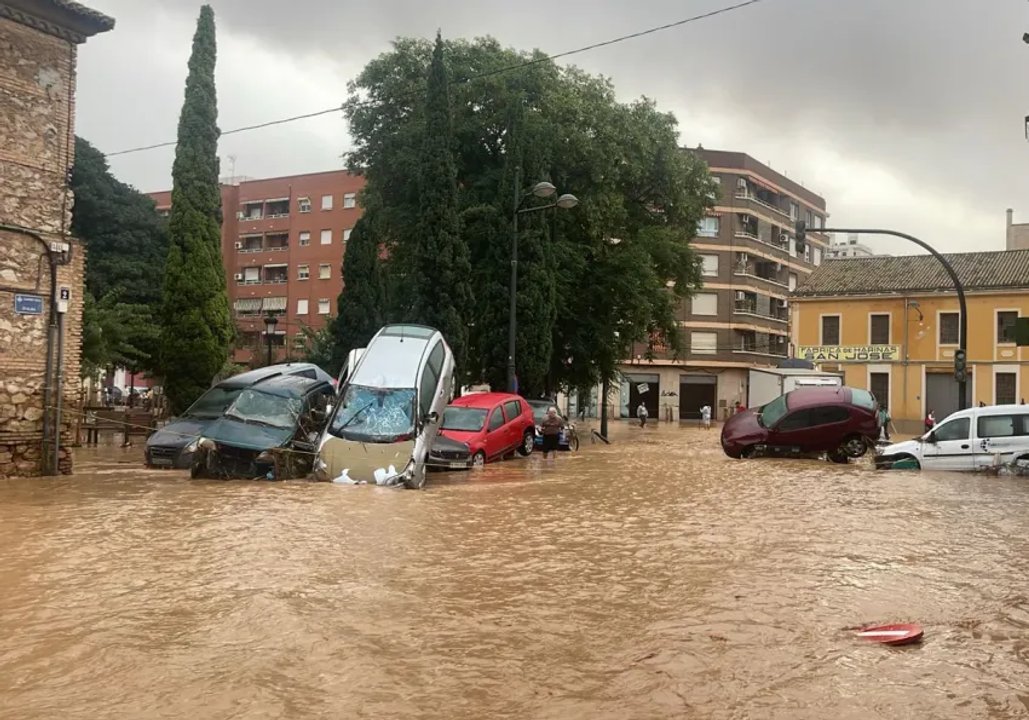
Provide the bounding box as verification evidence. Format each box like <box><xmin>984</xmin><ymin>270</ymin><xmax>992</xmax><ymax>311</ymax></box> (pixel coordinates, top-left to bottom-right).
<box><xmin>335</xmin><ymin>402</ymin><xmax>375</xmax><ymax>434</ymax></box>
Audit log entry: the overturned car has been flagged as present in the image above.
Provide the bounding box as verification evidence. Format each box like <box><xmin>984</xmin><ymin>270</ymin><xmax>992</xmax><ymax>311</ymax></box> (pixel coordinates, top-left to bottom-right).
<box><xmin>191</xmin><ymin>375</ymin><xmax>336</xmax><ymax>480</ymax></box>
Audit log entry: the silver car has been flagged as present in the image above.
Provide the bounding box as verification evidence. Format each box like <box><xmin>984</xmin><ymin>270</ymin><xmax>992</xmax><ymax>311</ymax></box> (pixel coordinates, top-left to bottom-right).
<box><xmin>314</xmin><ymin>324</ymin><xmax>455</xmax><ymax>489</ymax></box>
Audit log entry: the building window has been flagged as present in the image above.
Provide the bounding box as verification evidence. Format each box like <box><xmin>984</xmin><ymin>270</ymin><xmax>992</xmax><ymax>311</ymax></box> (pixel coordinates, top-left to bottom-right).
<box><xmin>343</xmin><ymin>228</ymin><xmax>352</xmax><ymax>242</ymax></box>
<box><xmin>691</xmin><ymin>331</ymin><xmax>718</xmax><ymax>355</ymax></box>
<box><xmin>821</xmin><ymin>315</ymin><xmax>841</xmax><ymax>345</ymax></box>
<box><xmin>789</xmin><ymin>202</ymin><xmax>799</xmax><ymax>221</ymax></box>
<box><xmin>298</xmin><ymin>197</ymin><xmax>311</xmax><ymax>213</ymax></box>
<box><xmin>869</xmin><ymin>372</ymin><xmax>889</xmax><ymax>408</ymax></box>
<box><xmin>997</xmin><ymin>311</ymin><xmax>1019</xmax><ymax>344</ymax></box>
<box><xmin>297</xmin><ymin>299</ymin><xmax>309</xmax><ymax>315</ymax></box>
<box><xmin>297</xmin><ymin>264</ymin><xmax>309</xmax><ymax>280</ymax></box>
<box><xmin>788</xmin><ymin>273</ymin><xmax>798</xmax><ymax>292</ymax></box>
<box><xmin>299</xmin><ymin>231</ymin><xmax>310</xmax><ymax>246</ymax></box>
<box><xmin>692</xmin><ymin>292</ymin><xmax>718</xmax><ymax>316</ymax></box>
<box><xmin>813</xmin><ymin>247</ymin><xmax>822</xmax><ymax>266</ymax></box>
<box><xmin>343</xmin><ymin>192</ymin><xmax>357</xmax><ymax>209</ymax></box>
<box><xmin>697</xmin><ymin>216</ymin><xmax>719</xmax><ymax>237</ymax></box>
<box><xmin>318</xmin><ymin>299</ymin><xmax>330</xmax><ymax>315</ymax></box>
<box><xmin>996</xmin><ymin>372</ymin><xmax>1018</xmax><ymax>405</ymax></box>
<box><xmin>319</xmin><ymin>263</ymin><xmax>331</xmax><ymax>280</ymax></box>
<box><xmin>870</xmin><ymin>314</ymin><xmax>890</xmax><ymax>344</ymax></box>
<box><xmin>321</xmin><ymin>194</ymin><xmax>333</xmax><ymax>211</ymax></box>
<box><xmin>804</xmin><ymin>244</ymin><xmax>812</xmax><ymax>263</ymax></box>
<box><xmin>939</xmin><ymin>312</ymin><xmax>959</xmax><ymax>345</ymax></box>
<box><xmin>700</xmin><ymin>254</ymin><xmax>719</xmax><ymax>277</ymax></box>
<box><xmin>243</xmin><ymin>267</ymin><xmax>259</xmax><ymax>283</ymax></box>
<box><xmin>320</xmin><ymin>229</ymin><xmax>332</xmax><ymax>245</ymax></box>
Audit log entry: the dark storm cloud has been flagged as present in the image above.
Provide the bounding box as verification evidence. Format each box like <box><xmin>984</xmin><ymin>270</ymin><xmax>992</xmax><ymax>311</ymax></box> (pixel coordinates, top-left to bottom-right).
<box><xmin>76</xmin><ymin>0</ymin><xmax>1029</xmax><ymax>252</ymax></box>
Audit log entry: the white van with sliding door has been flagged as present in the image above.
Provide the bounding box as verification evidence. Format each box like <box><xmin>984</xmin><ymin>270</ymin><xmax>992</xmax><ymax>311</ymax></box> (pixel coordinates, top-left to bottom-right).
<box><xmin>876</xmin><ymin>404</ymin><xmax>1029</xmax><ymax>472</ymax></box>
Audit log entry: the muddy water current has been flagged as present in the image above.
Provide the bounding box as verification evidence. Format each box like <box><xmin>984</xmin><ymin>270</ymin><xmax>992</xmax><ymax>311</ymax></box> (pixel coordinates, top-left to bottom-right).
<box><xmin>2</xmin><ymin>423</ymin><xmax>1029</xmax><ymax>719</ymax></box>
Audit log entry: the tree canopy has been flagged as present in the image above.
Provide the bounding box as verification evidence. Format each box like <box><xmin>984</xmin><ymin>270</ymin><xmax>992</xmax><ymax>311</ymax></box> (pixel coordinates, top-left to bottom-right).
<box><xmin>328</xmin><ymin>216</ymin><xmax>384</xmax><ymax>374</ymax></box>
<box><xmin>344</xmin><ymin>37</ymin><xmax>713</xmax><ymax>395</ymax></box>
<box><xmin>159</xmin><ymin>4</ymin><xmax>232</xmax><ymax>414</ymax></box>
<box><xmin>71</xmin><ymin>137</ymin><xmax>168</xmax><ymax>377</ymax></box>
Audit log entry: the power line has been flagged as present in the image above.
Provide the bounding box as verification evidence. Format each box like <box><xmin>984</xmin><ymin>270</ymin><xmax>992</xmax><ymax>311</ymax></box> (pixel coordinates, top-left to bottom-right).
<box><xmin>105</xmin><ymin>0</ymin><xmax>767</xmax><ymax>158</ymax></box>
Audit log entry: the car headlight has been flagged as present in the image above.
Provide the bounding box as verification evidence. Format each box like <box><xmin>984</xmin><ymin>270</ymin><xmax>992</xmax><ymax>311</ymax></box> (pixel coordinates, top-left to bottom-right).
<box><xmin>198</xmin><ymin>437</ymin><xmax>216</xmax><ymax>451</ymax></box>
<box><xmin>256</xmin><ymin>450</ymin><xmax>273</xmax><ymax>462</ymax></box>
<box><xmin>184</xmin><ymin>438</ymin><xmax>200</xmax><ymax>453</ymax></box>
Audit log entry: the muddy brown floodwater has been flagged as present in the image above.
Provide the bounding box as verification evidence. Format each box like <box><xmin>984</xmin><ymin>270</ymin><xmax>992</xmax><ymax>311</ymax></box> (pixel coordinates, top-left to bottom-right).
<box><xmin>3</xmin><ymin>423</ymin><xmax>1029</xmax><ymax>719</ymax></box>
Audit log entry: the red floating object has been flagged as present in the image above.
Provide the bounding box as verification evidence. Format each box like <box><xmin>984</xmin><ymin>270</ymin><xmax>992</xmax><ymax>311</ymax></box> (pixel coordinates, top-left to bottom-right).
<box><xmin>855</xmin><ymin>623</ymin><xmax>924</xmax><ymax>646</ymax></box>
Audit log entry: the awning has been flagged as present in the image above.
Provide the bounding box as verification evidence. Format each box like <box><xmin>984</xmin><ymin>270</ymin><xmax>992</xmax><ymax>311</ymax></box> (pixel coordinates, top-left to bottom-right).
<box><xmin>233</xmin><ymin>298</ymin><xmax>262</xmax><ymax>312</ymax></box>
<box><xmin>262</xmin><ymin>297</ymin><xmax>287</xmax><ymax>311</ymax></box>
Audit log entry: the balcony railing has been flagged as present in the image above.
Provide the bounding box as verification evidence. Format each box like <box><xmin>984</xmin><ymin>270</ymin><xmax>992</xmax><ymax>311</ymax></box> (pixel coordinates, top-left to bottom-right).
<box><xmin>263</xmin><ymin>276</ymin><xmax>288</xmax><ymax>285</ymax></box>
<box><xmin>733</xmin><ymin>264</ymin><xmax>789</xmax><ymax>288</ymax></box>
<box><xmin>733</xmin><ymin>300</ymin><xmax>790</xmax><ymax>323</ymax></box>
<box><xmin>734</xmin><ymin>191</ymin><xmax>791</xmax><ymax>220</ymax></box>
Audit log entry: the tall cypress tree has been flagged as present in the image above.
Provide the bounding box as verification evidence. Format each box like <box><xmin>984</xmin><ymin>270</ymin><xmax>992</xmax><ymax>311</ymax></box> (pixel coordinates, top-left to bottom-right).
<box><xmin>410</xmin><ymin>33</ymin><xmax>473</xmax><ymax>379</ymax></box>
<box><xmin>159</xmin><ymin>4</ymin><xmax>232</xmax><ymax>414</ymax></box>
<box><xmin>329</xmin><ymin>216</ymin><xmax>384</xmax><ymax>373</ymax></box>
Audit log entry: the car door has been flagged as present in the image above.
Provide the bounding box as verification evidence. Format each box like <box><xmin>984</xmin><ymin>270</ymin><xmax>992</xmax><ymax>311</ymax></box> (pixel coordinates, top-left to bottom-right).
<box><xmin>768</xmin><ymin>409</ymin><xmax>815</xmax><ymax>450</ymax></box>
<box><xmin>503</xmin><ymin>399</ymin><xmax>523</xmax><ymax>450</ymax></box>
<box><xmin>973</xmin><ymin>413</ymin><xmax>1029</xmax><ymax>469</ymax></box>
<box><xmin>484</xmin><ymin>405</ymin><xmax>507</xmax><ymax>459</ymax></box>
<box><xmin>921</xmin><ymin>416</ymin><xmax>973</xmax><ymax>471</ymax></box>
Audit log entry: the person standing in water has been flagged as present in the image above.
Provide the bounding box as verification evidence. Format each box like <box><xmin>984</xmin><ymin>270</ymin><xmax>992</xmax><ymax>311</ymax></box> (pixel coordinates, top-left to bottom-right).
<box><xmin>700</xmin><ymin>404</ymin><xmax>712</xmax><ymax>430</ymax></box>
<box><xmin>636</xmin><ymin>402</ymin><xmax>648</xmax><ymax>428</ymax></box>
<box><xmin>540</xmin><ymin>407</ymin><xmax>565</xmax><ymax>460</ymax></box>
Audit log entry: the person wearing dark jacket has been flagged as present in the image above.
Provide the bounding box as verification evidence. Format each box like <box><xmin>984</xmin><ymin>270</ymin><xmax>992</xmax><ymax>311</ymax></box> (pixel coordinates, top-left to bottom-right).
<box><xmin>540</xmin><ymin>407</ymin><xmax>565</xmax><ymax>459</ymax></box>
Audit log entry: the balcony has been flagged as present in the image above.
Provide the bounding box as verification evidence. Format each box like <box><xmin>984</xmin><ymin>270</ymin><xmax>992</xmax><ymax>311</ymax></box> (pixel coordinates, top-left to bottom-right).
<box><xmin>732</xmin><ymin>330</ymin><xmax>788</xmax><ymax>359</ymax></box>
<box><xmin>263</xmin><ymin>270</ymin><xmax>288</xmax><ymax>284</ymax></box>
<box><xmin>733</xmin><ymin>256</ymin><xmax>789</xmax><ymax>289</ymax></box>
<box><xmin>265</xmin><ymin>199</ymin><xmax>289</xmax><ymax>218</ymax></box>
<box><xmin>265</xmin><ymin>233</ymin><xmax>289</xmax><ymax>251</ymax></box>
<box><xmin>733</xmin><ymin>296</ymin><xmax>789</xmax><ymax>324</ymax></box>
<box><xmin>734</xmin><ymin>183</ymin><xmax>791</xmax><ymax>221</ymax></box>
<box><xmin>239</xmin><ymin>236</ymin><xmax>263</xmax><ymax>253</ymax></box>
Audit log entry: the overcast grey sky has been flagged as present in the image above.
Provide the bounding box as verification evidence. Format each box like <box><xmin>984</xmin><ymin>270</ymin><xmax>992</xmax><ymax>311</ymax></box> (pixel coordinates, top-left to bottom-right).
<box><xmin>76</xmin><ymin>0</ymin><xmax>1029</xmax><ymax>254</ymax></box>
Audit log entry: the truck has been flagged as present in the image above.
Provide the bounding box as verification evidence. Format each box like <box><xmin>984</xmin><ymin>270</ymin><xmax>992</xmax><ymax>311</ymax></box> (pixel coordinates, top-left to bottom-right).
<box><xmin>747</xmin><ymin>367</ymin><xmax>844</xmax><ymax>409</ymax></box>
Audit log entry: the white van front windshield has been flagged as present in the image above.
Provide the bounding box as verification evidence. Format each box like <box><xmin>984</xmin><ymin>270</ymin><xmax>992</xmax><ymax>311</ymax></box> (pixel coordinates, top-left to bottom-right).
<box><xmin>330</xmin><ymin>385</ymin><xmax>416</xmax><ymax>441</ymax></box>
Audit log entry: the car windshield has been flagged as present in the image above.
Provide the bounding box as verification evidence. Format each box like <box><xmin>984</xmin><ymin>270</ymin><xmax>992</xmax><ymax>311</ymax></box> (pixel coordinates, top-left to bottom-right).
<box><xmin>442</xmin><ymin>407</ymin><xmax>487</xmax><ymax>432</ymax></box>
<box><xmin>758</xmin><ymin>395</ymin><xmax>789</xmax><ymax>428</ymax></box>
<box><xmin>329</xmin><ymin>385</ymin><xmax>416</xmax><ymax>442</ymax></box>
<box><xmin>184</xmin><ymin>386</ymin><xmax>244</xmax><ymax>419</ymax></box>
<box><xmin>224</xmin><ymin>389</ymin><xmax>301</xmax><ymax>429</ymax></box>
<box><xmin>528</xmin><ymin>403</ymin><xmax>550</xmax><ymax>423</ymax></box>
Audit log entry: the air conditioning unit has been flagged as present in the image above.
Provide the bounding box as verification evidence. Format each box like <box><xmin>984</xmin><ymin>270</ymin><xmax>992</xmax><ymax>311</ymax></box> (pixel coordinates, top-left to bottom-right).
<box><xmin>233</xmin><ymin>273</ymin><xmax>243</xmax><ymax>281</ymax></box>
<box><xmin>780</xmin><ymin>231</ymin><xmax>790</xmax><ymax>244</ymax></box>
<box><xmin>233</xmin><ymin>241</ymin><xmax>242</xmax><ymax>249</ymax></box>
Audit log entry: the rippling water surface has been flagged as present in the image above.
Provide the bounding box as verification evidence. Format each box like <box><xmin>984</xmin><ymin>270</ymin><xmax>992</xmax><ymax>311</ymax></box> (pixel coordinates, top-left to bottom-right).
<box><xmin>3</xmin><ymin>423</ymin><xmax>1029</xmax><ymax>719</ymax></box>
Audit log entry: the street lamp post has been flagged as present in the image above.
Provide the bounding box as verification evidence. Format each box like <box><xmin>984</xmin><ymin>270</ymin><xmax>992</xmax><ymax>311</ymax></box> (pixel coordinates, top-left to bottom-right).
<box><xmin>508</xmin><ymin>167</ymin><xmax>578</xmax><ymax>393</ymax></box>
<box><xmin>796</xmin><ymin>222</ymin><xmax>969</xmax><ymax>411</ymax></box>
<box><xmin>263</xmin><ymin>312</ymin><xmax>278</xmax><ymax>366</ymax></box>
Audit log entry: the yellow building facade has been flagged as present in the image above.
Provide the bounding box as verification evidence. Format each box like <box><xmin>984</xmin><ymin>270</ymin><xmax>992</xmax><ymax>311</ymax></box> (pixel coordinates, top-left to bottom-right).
<box><xmin>792</xmin><ymin>250</ymin><xmax>1029</xmax><ymax>431</ymax></box>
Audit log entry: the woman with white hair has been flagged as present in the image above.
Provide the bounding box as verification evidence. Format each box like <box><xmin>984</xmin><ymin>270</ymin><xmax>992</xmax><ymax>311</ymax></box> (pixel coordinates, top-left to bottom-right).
<box><xmin>539</xmin><ymin>406</ymin><xmax>565</xmax><ymax>460</ymax></box>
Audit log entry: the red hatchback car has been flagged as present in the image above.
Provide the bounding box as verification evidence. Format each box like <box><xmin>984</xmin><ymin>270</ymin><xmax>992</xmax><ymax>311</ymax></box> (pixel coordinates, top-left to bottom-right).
<box><xmin>440</xmin><ymin>392</ymin><xmax>536</xmax><ymax>466</ymax></box>
<box><xmin>720</xmin><ymin>386</ymin><xmax>880</xmax><ymax>463</ymax></box>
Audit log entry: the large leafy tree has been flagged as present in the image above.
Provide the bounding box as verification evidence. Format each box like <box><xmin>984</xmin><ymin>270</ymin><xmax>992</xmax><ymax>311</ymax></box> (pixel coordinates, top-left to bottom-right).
<box><xmin>71</xmin><ymin>137</ymin><xmax>169</xmax><ymax>376</ymax></box>
<box><xmin>159</xmin><ymin>4</ymin><xmax>232</xmax><ymax>414</ymax></box>
<box><xmin>328</xmin><ymin>216</ymin><xmax>384</xmax><ymax>373</ymax></box>
<box><xmin>407</xmin><ymin>33</ymin><xmax>474</xmax><ymax>380</ymax></box>
<box><xmin>345</xmin><ymin>38</ymin><xmax>712</xmax><ymax>396</ymax></box>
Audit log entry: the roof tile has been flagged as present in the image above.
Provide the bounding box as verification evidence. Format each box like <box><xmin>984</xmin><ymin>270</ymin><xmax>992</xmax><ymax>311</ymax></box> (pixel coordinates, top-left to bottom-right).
<box><xmin>794</xmin><ymin>249</ymin><xmax>1029</xmax><ymax>297</ymax></box>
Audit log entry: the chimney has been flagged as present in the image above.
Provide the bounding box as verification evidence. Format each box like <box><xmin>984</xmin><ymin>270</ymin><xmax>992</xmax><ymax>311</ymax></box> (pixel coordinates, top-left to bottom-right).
<box><xmin>1007</xmin><ymin>208</ymin><xmax>1014</xmax><ymax>229</ymax></box>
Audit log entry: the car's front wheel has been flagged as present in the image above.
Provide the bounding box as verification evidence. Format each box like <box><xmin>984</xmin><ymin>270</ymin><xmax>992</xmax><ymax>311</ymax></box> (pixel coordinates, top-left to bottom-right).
<box><xmin>828</xmin><ymin>449</ymin><xmax>850</xmax><ymax>464</ymax></box>
<box><xmin>518</xmin><ymin>431</ymin><xmax>534</xmax><ymax>456</ymax></box>
<box><xmin>471</xmin><ymin>450</ymin><xmax>486</xmax><ymax>468</ymax></box>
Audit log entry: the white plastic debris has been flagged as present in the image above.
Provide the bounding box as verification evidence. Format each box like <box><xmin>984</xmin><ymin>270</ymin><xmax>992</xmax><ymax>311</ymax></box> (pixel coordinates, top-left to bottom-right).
<box><xmin>332</xmin><ymin>468</ymin><xmax>365</xmax><ymax>485</ymax></box>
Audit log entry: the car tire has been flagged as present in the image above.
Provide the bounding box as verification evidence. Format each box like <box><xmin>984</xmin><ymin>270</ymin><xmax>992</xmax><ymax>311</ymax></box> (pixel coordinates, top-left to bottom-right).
<box><xmin>739</xmin><ymin>445</ymin><xmax>757</xmax><ymax>459</ymax></box>
<box><xmin>471</xmin><ymin>451</ymin><xmax>486</xmax><ymax>468</ymax></box>
<box><xmin>842</xmin><ymin>435</ymin><xmax>867</xmax><ymax>459</ymax></box>
<box><xmin>403</xmin><ymin>464</ymin><xmax>426</xmax><ymax>490</ymax></box>
<box><xmin>518</xmin><ymin>431</ymin><xmax>534</xmax><ymax>456</ymax></box>
<box><xmin>568</xmin><ymin>434</ymin><xmax>579</xmax><ymax>452</ymax></box>
<box><xmin>828</xmin><ymin>450</ymin><xmax>850</xmax><ymax>464</ymax></box>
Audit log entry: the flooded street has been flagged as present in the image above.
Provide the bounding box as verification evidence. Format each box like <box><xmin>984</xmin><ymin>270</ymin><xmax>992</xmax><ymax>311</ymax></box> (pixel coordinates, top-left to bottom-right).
<box><xmin>3</xmin><ymin>423</ymin><xmax>1029</xmax><ymax>719</ymax></box>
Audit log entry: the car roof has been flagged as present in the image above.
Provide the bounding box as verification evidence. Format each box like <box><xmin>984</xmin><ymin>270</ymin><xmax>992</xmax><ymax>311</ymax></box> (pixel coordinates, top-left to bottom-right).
<box><xmin>525</xmin><ymin>398</ymin><xmax>555</xmax><ymax>408</ymax></box>
<box><xmin>947</xmin><ymin>404</ymin><xmax>1029</xmax><ymax>420</ymax></box>
<box><xmin>350</xmin><ymin>325</ymin><xmax>443</xmax><ymax>388</ymax></box>
<box><xmin>216</xmin><ymin>362</ymin><xmax>331</xmax><ymax>388</ymax></box>
<box><xmin>785</xmin><ymin>386</ymin><xmax>853</xmax><ymax>409</ymax></box>
<box><xmin>246</xmin><ymin>374</ymin><xmax>328</xmax><ymax>399</ymax></box>
<box><xmin>451</xmin><ymin>392</ymin><xmax>522</xmax><ymax>409</ymax></box>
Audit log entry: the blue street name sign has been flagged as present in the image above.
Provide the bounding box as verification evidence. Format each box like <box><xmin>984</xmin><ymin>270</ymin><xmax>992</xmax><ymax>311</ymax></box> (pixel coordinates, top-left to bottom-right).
<box><xmin>14</xmin><ymin>294</ymin><xmax>44</xmax><ymax>315</ymax></box>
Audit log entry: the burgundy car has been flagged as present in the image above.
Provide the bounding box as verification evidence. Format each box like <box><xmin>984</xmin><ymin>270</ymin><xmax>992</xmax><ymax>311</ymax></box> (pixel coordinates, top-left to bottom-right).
<box><xmin>720</xmin><ymin>386</ymin><xmax>880</xmax><ymax>463</ymax></box>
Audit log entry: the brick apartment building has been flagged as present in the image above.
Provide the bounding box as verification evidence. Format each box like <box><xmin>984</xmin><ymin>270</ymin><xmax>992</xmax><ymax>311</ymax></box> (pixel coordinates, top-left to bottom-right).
<box><xmin>613</xmin><ymin>148</ymin><xmax>830</xmax><ymax>422</ymax></box>
<box><xmin>150</xmin><ymin>170</ymin><xmax>365</xmax><ymax>366</ymax></box>
<box><xmin>0</xmin><ymin>0</ymin><xmax>113</xmax><ymax>477</ymax></box>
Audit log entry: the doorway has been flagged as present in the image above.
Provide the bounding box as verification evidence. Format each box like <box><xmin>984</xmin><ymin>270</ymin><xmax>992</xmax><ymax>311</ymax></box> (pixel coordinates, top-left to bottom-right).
<box><xmin>680</xmin><ymin>375</ymin><xmax>717</xmax><ymax>419</ymax></box>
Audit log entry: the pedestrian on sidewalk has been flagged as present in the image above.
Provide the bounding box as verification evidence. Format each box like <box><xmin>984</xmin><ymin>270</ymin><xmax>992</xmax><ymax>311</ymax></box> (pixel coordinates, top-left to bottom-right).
<box><xmin>636</xmin><ymin>402</ymin><xmax>648</xmax><ymax>428</ymax></box>
<box><xmin>540</xmin><ymin>407</ymin><xmax>565</xmax><ymax>460</ymax></box>
<box><xmin>878</xmin><ymin>405</ymin><xmax>896</xmax><ymax>442</ymax></box>
<box><xmin>700</xmin><ymin>404</ymin><xmax>712</xmax><ymax>430</ymax></box>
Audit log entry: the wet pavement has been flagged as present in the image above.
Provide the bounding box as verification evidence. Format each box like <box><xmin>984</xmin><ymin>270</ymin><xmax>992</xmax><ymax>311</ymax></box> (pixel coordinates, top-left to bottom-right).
<box><xmin>2</xmin><ymin>422</ymin><xmax>1029</xmax><ymax>719</ymax></box>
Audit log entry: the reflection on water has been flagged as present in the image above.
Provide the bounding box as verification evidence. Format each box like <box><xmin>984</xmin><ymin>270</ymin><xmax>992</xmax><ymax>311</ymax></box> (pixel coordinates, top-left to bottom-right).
<box><xmin>3</xmin><ymin>423</ymin><xmax>1029</xmax><ymax>719</ymax></box>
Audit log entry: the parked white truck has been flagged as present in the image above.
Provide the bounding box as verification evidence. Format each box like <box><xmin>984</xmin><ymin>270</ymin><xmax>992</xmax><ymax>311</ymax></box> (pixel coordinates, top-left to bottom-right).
<box><xmin>747</xmin><ymin>368</ymin><xmax>844</xmax><ymax>409</ymax></box>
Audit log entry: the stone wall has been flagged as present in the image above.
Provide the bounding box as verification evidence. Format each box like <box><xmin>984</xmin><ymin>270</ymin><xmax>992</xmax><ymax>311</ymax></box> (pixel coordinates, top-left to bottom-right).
<box><xmin>0</xmin><ymin>16</ymin><xmax>84</xmax><ymax>477</ymax></box>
